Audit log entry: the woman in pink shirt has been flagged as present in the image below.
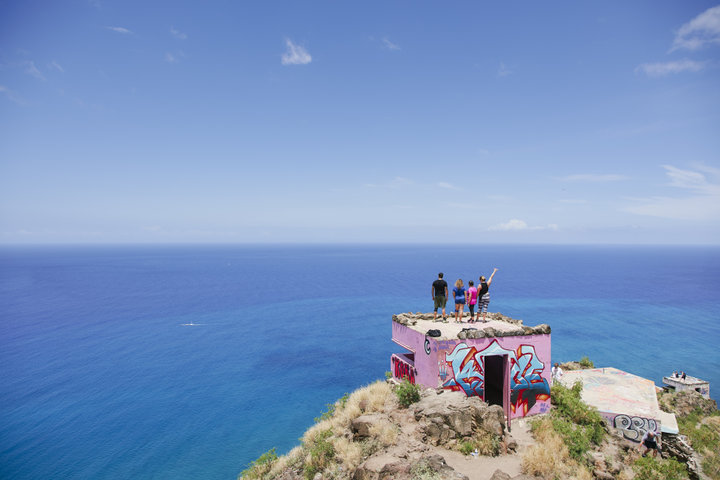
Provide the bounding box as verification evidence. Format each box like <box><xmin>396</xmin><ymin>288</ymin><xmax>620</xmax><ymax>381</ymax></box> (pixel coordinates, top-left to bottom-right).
<box><xmin>466</xmin><ymin>280</ymin><xmax>478</xmax><ymax>323</ymax></box>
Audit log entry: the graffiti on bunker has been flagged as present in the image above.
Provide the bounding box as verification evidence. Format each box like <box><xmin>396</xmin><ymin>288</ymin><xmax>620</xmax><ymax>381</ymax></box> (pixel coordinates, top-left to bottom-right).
<box><xmin>613</xmin><ymin>414</ymin><xmax>657</xmax><ymax>441</ymax></box>
<box><xmin>442</xmin><ymin>340</ymin><xmax>550</xmax><ymax>415</ymax></box>
<box><xmin>391</xmin><ymin>354</ymin><xmax>416</xmax><ymax>384</ymax></box>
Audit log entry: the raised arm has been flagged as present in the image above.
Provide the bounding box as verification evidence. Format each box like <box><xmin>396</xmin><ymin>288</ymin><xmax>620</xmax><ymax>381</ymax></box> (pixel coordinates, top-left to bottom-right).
<box><xmin>487</xmin><ymin>268</ymin><xmax>498</xmax><ymax>286</ymax></box>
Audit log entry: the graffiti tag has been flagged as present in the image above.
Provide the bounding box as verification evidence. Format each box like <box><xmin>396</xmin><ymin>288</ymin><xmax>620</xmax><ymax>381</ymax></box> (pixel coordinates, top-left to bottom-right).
<box><xmin>391</xmin><ymin>355</ymin><xmax>415</xmax><ymax>384</ymax></box>
<box><xmin>442</xmin><ymin>340</ymin><xmax>550</xmax><ymax>416</ymax></box>
<box><xmin>613</xmin><ymin>415</ymin><xmax>657</xmax><ymax>441</ymax></box>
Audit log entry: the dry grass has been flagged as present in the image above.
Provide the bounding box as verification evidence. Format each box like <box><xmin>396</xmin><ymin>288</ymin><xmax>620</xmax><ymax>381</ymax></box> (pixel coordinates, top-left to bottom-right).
<box><xmin>522</xmin><ymin>417</ymin><xmax>593</xmax><ymax>480</ymax></box>
<box><xmin>266</xmin><ymin>446</ymin><xmax>303</xmax><ymax>478</ymax></box>
<box><xmin>368</xmin><ymin>418</ymin><xmax>399</xmax><ymax>447</ymax></box>
<box><xmin>331</xmin><ymin>436</ymin><xmax>364</xmax><ymax>472</ymax></box>
<box><xmin>279</xmin><ymin>381</ymin><xmax>394</xmax><ymax>480</ymax></box>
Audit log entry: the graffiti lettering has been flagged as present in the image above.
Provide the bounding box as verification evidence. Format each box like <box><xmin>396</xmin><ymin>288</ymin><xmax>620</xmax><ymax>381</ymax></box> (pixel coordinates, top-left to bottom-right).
<box><xmin>442</xmin><ymin>340</ymin><xmax>550</xmax><ymax>416</ymax></box>
<box><xmin>392</xmin><ymin>355</ymin><xmax>415</xmax><ymax>384</ymax></box>
<box><xmin>613</xmin><ymin>415</ymin><xmax>657</xmax><ymax>441</ymax></box>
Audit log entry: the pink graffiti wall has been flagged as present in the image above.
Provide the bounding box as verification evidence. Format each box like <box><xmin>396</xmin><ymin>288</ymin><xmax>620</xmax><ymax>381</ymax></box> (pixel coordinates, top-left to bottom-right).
<box><xmin>391</xmin><ymin>321</ymin><xmax>551</xmax><ymax>418</ymax></box>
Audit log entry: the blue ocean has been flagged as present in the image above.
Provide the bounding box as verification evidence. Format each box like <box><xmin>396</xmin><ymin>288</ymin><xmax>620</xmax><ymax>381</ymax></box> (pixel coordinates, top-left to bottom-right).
<box><xmin>1</xmin><ymin>245</ymin><xmax>718</xmax><ymax>479</ymax></box>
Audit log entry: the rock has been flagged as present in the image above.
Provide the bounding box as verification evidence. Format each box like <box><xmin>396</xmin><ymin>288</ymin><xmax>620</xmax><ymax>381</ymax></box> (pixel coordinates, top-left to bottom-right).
<box><xmin>480</xmin><ymin>405</ymin><xmax>506</xmax><ymax>436</ymax></box>
<box><xmin>506</xmin><ymin>436</ymin><xmax>518</xmax><ymax>452</ymax></box>
<box><xmin>313</xmin><ymin>473</ymin><xmax>322</xmax><ymax>480</ymax></box>
<box><xmin>488</xmin><ymin>470</ymin><xmax>511</xmax><ymax>480</ymax></box>
<box><xmin>662</xmin><ymin>433</ymin><xmax>700</xmax><ymax>480</ymax></box>
<box><xmin>592</xmin><ymin>470</ymin><xmax>614</xmax><ymax>480</ymax></box>
<box><xmin>521</xmin><ymin>326</ymin><xmax>535</xmax><ymax>336</ymax></box>
<box><xmin>534</xmin><ymin>324</ymin><xmax>551</xmax><ymax>334</ymax></box>
<box><xmin>412</xmin><ymin>391</ymin><xmax>504</xmax><ymax>446</ymax></box>
<box><xmin>412</xmin><ymin>454</ymin><xmax>468</xmax><ymax>480</ymax></box>
<box><xmin>351</xmin><ymin>414</ymin><xmax>382</xmax><ymax>440</ymax></box>
<box><xmin>353</xmin><ymin>455</ymin><xmax>411</xmax><ymax>480</ymax></box>
<box><xmin>588</xmin><ymin>451</ymin><xmax>605</xmax><ymax>469</ymax></box>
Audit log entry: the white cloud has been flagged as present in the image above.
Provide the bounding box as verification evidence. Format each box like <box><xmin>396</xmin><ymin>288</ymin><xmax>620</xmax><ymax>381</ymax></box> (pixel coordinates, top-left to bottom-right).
<box><xmin>670</xmin><ymin>5</ymin><xmax>720</xmax><ymax>51</ymax></box>
<box><xmin>281</xmin><ymin>39</ymin><xmax>312</xmax><ymax>65</ymax></box>
<box><xmin>438</xmin><ymin>182</ymin><xmax>461</xmax><ymax>190</ymax></box>
<box><xmin>164</xmin><ymin>51</ymin><xmax>185</xmax><ymax>63</ymax></box>
<box><xmin>497</xmin><ymin>62</ymin><xmax>512</xmax><ymax>77</ymax></box>
<box><xmin>105</xmin><ymin>26</ymin><xmax>132</xmax><ymax>34</ymax></box>
<box><xmin>170</xmin><ymin>27</ymin><xmax>187</xmax><ymax>40</ymax></box>
<box><xmin>635</xmin><ymin>59</ymin><xmax>706</xmax><ymax>77</ymax></box>
<box><xmin>624</xmin><ymin>165</ymin><xmax>720</xmax><ymax>220</ymax></box>
<box><xmin>382</xmin><ymin>37</ymin><xmax>401</xmax><ymax>51</ymax></box>
<box><xmin>48</xmin><ymin>60</ymin><xmax>64</xmax><ymax>72</ymax></box>
<box><xmin>488</xmin><ymin>219</ymin><xmax>558</xmax><ymax>231</ymax></box>
<box><xmin>0</xmin><ymin>85</ymin><xmax>25</xmax><ymax>105</ymax></box>
<box><xmin>23</xmin><ymin>60</ymin><xmax>45</xmax><ymax>80</ymax></box>
<box><xmin>557</xmin><ymin>173</ymin><xmax>629</xmax><ymax>182</ymax></box>
<box><xmin>364</xmin><ymin>177</ymin><xmax>414</xmax><ymax>188</ymax></box>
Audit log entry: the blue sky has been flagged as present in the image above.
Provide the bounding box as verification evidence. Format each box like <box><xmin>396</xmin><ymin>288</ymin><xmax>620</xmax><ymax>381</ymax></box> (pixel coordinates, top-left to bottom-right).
<box><xmin>1</xmin><ymin>1</ymin><xmax>719</xmax><ymax>244</ymax></box>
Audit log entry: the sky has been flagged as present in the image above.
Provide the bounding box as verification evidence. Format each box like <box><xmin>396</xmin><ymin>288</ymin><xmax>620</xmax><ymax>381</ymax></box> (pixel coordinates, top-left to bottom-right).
<box><xmin>1</xmin><ymin>1</ymin><xmax>719</xmax><ymax>245</ymax></box>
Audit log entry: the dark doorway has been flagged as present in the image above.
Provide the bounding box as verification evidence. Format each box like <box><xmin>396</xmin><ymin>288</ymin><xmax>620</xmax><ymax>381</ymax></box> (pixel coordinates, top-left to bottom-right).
<box><xmin>484</xmin><ymin>355</ymin><xmax>505</xmax><ymax>407</ymax></box>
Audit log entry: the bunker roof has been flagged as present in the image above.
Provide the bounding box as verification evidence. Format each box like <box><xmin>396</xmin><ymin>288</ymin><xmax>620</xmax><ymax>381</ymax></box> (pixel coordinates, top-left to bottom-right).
<box><xmin>392</xmin><ymin>312</ymin><xmax>550</xmax><ymax>340</ymax></box>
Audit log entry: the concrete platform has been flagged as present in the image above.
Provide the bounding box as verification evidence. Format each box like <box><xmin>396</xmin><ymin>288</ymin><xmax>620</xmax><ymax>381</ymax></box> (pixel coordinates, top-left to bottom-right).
<box><xmin>558</xmin><ymin>367</ymin><xmax>678</xmax><ymax>438</ymax></box>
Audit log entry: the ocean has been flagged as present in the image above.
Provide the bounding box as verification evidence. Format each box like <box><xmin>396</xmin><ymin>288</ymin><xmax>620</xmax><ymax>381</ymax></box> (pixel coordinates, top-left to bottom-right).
<box><xmin>1</xmin><ymin>244</ymin><xmax>718</xmax><ymax>479</ymax></box>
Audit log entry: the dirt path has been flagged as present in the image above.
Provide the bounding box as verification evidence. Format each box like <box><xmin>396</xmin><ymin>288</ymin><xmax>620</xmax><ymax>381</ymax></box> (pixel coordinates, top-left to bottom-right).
<box><xmin>435</xmin><ymin>418</ymin><xmax>535</xmax><ymax>480</ymax></box>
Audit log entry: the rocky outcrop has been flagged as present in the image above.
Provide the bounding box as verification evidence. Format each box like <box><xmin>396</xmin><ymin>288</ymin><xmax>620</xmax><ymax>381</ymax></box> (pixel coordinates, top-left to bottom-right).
<box><xmin>353</xmin><ymin>454</ymin><xmax>468</xmax><ymax>480</ymax></box>
<box><xmin>488</xmin><ymin>470</ymin><xmax>536</xmax><ymax>480</ymax></box>
<box><xmin>658</xmin><ymin>389</ymin><xmax>718</xmax><ymax>417</ymax></box>
<box><xmin>411</xmin><ymin>390</ymin><xmax>505</xmax><ymax>447</ymax></box>
<box><xmin>663</xmin><ymin>433</ymin><xmax>700</xmax><ymax>480</ymax></box>
<box><xmin>392</xmin><ymin>312</ymin><xmax>551</xmax><ymax>337</ymax></box>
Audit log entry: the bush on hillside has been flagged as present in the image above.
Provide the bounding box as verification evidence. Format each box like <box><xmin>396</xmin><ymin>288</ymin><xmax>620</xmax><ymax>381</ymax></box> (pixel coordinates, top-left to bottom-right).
<box><xmin>549</xmin><ymin>382</ymin><xmax>606</xmax><ymax>461</ymax></box>
<box><xmin>395</xmin><ymin>379</ymin><xmax>420</xmax><ymax>408</ymax></box>
<box><xmin>633</xmin><ymin>455</ymin><xmax>688</xmax><ymax>480</ymax></box>
<box><xmin>303</xmin><ymin>429</ymin><xmax>334</xmax><ymax>480</ymax></box>
<box><xmin>239</xmin><ymin>448</ymin><xmax>278</xmax><ymax>480</ymax></box>
<box><xmin>579</xmin><ymin>356</ymin><xmax>594</xmax><ymax>369</ymax></box>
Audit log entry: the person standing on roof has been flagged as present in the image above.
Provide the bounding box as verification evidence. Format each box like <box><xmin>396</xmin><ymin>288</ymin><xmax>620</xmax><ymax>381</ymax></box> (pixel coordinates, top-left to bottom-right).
<box><xmin>432</xmin><ymin>272</ymin><xmax>448</xmax><ymax>321</ymax></box>
<box><xmin>466</xmin><ymin>280</ymin><xmax>478</xmax><ymax>323</ymax></box>
<box><xmin>453</xmin><ymin>279</ymin><xmax>466</xmax><ymax>323</ymax></box>
<box><xmin>478</xmin><ymin>268</ymin><xmax>498</xmax><ymax>322</ymax></box>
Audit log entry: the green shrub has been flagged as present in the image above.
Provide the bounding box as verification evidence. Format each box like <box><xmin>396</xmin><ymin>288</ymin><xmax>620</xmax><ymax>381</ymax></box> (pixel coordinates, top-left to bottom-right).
<box><xmin>385</xmin><ymin>371</ymin><xmax>392</xmax><ymax>380</ymax></box>
<box><xmin>410</xmin><ymin>458</ymin><xmax>442</xmax><ymax>480</ymax></box>
<box><xmin>678</xmin><ymin>409</ymin><xmax>720</xmax><ymax>452</ymax></box>
<box><xmin>458</xmin><ymin>440</ymin><xmax>474</xmax><ymax>455</ymax></box>
<box><xmin>677</xmin><ymin>408</ymin><xmax>720</xmax><ymax>479</ymax></box>
<box><xmin>303</xmin><ymin>429</ymin><xmax>334</xmax><ymax>480</ymax></box>
<box><xmin>579</xmin><ymin>356</ymin><xmax>594</xmax><ymax>369</ymax></box>
<box><xmin>239</xmin><ymin>448</ymin><xmax>278</xmax><ymax>480</ymax></box>
<box><xmin>633</xmin><ymin>455</ymin><xmax>688</xmax><ymax>480</ymax></box>
<box><xmin>548</xmin><ymin>382</ymin><xmax>606</xmax><ymax>461</ymax></box>
<box><xmin>702</xmin><ymin>453</ymin><xmax>720</xmax><ymax>479</ymax></box>
<box><xmin>395</xmin><ymin>379</ymin><xmax>420</xmax><ymax>408</ymax></box>
<box><xmin>313</xmin><ymin>392</ymin><xmax>349</xmax><ymax>423</ymax></box>
<box><xmin>457</xmin><ymin>430</ymin><xmax>501</xmax><ymax>456</ymax></box>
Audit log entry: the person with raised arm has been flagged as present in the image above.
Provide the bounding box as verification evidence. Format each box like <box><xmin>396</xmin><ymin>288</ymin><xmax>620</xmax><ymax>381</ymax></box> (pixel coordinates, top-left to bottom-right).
<box><xmin>477</xmin><ymin>268</ymin><xmax>498</xmax><ymax>322</ymax></box>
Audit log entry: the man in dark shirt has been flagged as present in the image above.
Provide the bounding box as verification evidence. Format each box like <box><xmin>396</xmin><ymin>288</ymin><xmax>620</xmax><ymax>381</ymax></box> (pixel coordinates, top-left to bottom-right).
<box><xmin>432</xmin><ymin>272</ymin><xmax>448</xmax><ymax>321</ymax></box>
